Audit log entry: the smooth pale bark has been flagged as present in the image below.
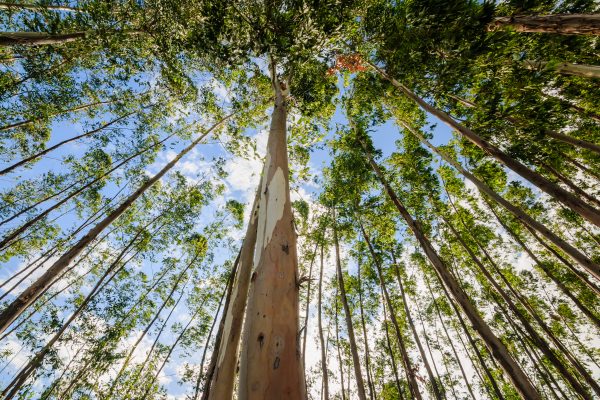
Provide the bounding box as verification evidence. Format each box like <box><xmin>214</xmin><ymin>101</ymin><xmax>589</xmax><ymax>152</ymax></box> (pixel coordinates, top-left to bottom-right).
<box><xmin>372</xmin><ymin>63</ymin><xmax>600</xmax><ymax>228</ymax></box>
<box><xmin>359</xmin><ymin>139</ymin><xmax>541</xmax><ymax>400</ymax></box>
<box><xmin>0</xmin><ymin>114</ymin><xmax>232</xmax><ymax>334</ymax></box>
<box><xmin>318</xmin><ymin>244</ymin><xmax>330</xmax><ymax>400</ymax></box>
<box><xmin>524</xmin><ymin>60</ymin><xmax>600</xmax><ymax>79</ymax></box>
<box><xmin>392</xmin><ymin>255</ymin><xmax>443</xmax><ymax>400</ymax></box>
<box><xmin>0</xmin><ymin>31</ymin><xmax>86</xmax><ymax>46</ymax></box>
<box><xmin>360</xmin><ymin>225</ymin><xmax>423</xmax><ymax>400</ymax></box>
<box><xmin>237</xmin><ymin>63</ymin><xmax>305</xmax><ymax>399</ymax></box>
<box><xmin>0</xmin><ymin>111</ymin><xmax>135</xmax><ymax>176</ymax></box>
<box><xmin>488</xmin><ymin>14</ymin><xmax>600</xmax><ymax>35</ymax></box>
<box><xmin>193</xmin><ymin>272</ymin><xmax>230</xmax><ymax>400</ymax></box>
<box><xmin>442</xmin><ymin>216</ymin><xmax>593</xmax><ymax>399</ymax></box>
<box><xmin>396</xmin><ymin>120</ymin><xmax>600</xmax><ymax>281</ymax></box>
<box><xmin>207</xmin><ymin>183</ymin><xmax>261</xmax><ymax>400</ymax></box>
<box><xmin>0</xmin><ymin>2</ymin><xmax>80</xmax><ymax>12</ymax></box>
<box><xmin>333</xmin><ymin>211</ymin><xmax>368</xmax><ymax>400</ymax></box>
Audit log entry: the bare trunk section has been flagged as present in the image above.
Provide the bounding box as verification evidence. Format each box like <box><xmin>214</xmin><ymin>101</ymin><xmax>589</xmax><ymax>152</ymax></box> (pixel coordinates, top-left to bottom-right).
<box><xmin>197</xmin><ymin>255</ymin><xmax>244</xmax><ymax>399</ymax></box>
<box><xmin>488</xmin><ymin>14</ymin><xmax>600</xmax><ymax>35</ymax></box>
<box><xmin>391</xmin><ymin>254</ymin><xmax>444</xmax><ymax>400</ymax></box>
<box><xmin>333</xmin><ymin>210</ymin><xmax>368</xmax><ymax>400</ymax></box>
<box><xmin>335</xmin><ymin>284</ymin><xmax>347</xmax><ymax>400</ymax></box>
<box><xmin>0</xmin><ymin>31</ymin><xmax>86</xmax><ymax>46</ymax></box>
<box><xmin>0</xmin><ymin>114</ymin><xmax>232</xmax><ymax>334</ymax></box>
<box><xmin>318</xmin><ymin>244</ymin><xmax>330</xmax><ymax>400</ymax></box>
<box><xmin>237</xmin><ymin>61</ymin><xmax>305</xmax><ymax>400</ymax></box>
<box><xmin>395</xmin><ymin>120</ymin><xmax>600</xmax><ymax>281</ymax></box>
<box><xmin>524</xmin><ymin>60</ymin><xmax>600</xmax><ymax>79</ymax></box>
<box><xmin>372</xmin><ymin>63</ymin><xmax>600</xmax><ymax>228</ymax></box>
<box><xmin>358</xmin><ymin>138</ymin><xmax>541</xmax><ymax>400</ymax></box>
<box><xmin>382</xmin><ymin>298</ymin><xmax>405</xmax><ymax>400</ymax></box>
<box><xmin>207</xmin><ymin>183</ymin><xmax>261</xmax><ymax>400</ymax></box>
<box><xmin>357</xmin><ymin>254</ymin><xmax>376</xmax><ymax>400</ymax></box>
<box><xmin>360</xmin><ymin>224</ymin><xmax>423</xmax><ymax>400</ymax></box>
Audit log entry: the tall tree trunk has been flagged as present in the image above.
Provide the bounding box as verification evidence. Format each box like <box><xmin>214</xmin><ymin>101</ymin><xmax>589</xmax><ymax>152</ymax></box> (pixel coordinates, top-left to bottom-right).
<box><xmin>540</xmin><ymin>162</ymin><xmax>600</xmax><ymax>208</ymax></box>
<box><xmin>318</xmin><ymin>244</ymin><xmax>330</xmax><ymax>400</ymax></box>
<box><xmin>391</xmin><ymin>252</ymin><xmax>444</xmax><ymax>400</ymax></box>
<box><xmin>207</xmin><ymin>183</ymin><xmax>261</xmax><ymax>400</ymax></box>
<box><xmin>358</xmin><ymin>138</ymin><xmax>541</xmax><ymax>400</ymax></box>
<box><xmin>382</xmin><ymin>298</ymin><xmax>405</xmax><ymax>400</ymax></box>
<box><xmin>333</xmin><ymin>209</ymin><xmax>368</xmax><ymax>400</ymax></box>
<box><xmin>425</xmin><ymin>274</ymin><xmax>506</xmax><ymax>400</ymax></box>
<box><xmin>396</xmin><ymin>120</ymin><xmax>600</xmax><ymax>281</ymax></box>
<box><xmin>0</xmin><ymin>31</ymin><xmax>87</xmax><ymax>46</ymax></box>
<box><xmin>360</xmin><ymin>224</ymin><xmax>423</xmax><ymax>400</ymax></box>
<box><xmin>302</xmin><ymin>242</ymin><xmax>318</xmax><ymax>382</ymax></box>
<box><xmin>193</xmin><ymin>270</ymin><xmax>230</xmax><ymax>400</ymax></box>
<box><xmin>357</xmin><ymin>253</ymin><xmax>376</xmax><ymax>400</ymax></box>
<box><xmin>237</xmin><ymin>61</ymin><xmax>305</xmax><ymax>400</ymax></box>
<box><xmin>1</xmin><ymin>222</ymin><xmax>154</xmax><ymax>399</ymax></box>
<box><xmin>0</xmin><ymin>114</ymin><xmax>233</xmax><ymax>333</ymax></box>
<box><xmin>524</xmin><ymin>60</ymin><xmax>600</xmax><ymax>79</ymax></box>
<box><xmin>487</xmin><ymin>14</ymin><xmax>600</xmax><ymax>35</ymax></box>
<box><xmin>335</xmin><ymin>284</ymin><xmax>347</xmax><ymax>400</ymax></box>
<box><xmin>442</xmin><ymin>215</ymin><xmax>593</xmax><ymax>399</ymax></box>
<box><xmin>372</xmin><ymin>64</ymin><xmax>600</xmax><ymax>228</ymax></box>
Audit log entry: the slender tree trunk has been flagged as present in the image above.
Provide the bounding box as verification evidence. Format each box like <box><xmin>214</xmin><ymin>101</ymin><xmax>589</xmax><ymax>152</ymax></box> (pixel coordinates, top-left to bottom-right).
<box><xmin>358</xmin><ymin>139</ymin><xmax>541</xmax><ymax>400</ymax></box>
<box><xmin>372</xmin><ymin>64</ymin><xmax>600</xmax><ymax>228</ymax></box>
<box><xmin>335</xmin><ymin>284</ymin><xmax>347</xmax><ymax>400</ymax></box>
<box><xmin>237</xmin><ymin>61</ymin><xmax>305</xmax><ymax>400</ymax></box>
<box><xmin>442</xmin><ymin>215</ymin><xmax>593</xmax><ymax>399</ymax></box>
<box><xmin>524</xmin><ymin>60</ymin><xmax>600</xmax><ymax>79</ymax></box>
<box><xmin>207</xmin><ymin>183</ymin><xmax>261</xmax><ymax>400</ymax></box>
<box><xmin>396</xmin><ymin>120</ymin><xmax>600</xmax><ymax>281</ymax></box>
<box><xmin>199</xmin><ymin>252</ymin><xmax>241</xmax><ymax>400</ymax></box>
<box><xmin>487</xmin><ymin>14</ymin><xmax>600</xmax><ymax>35</ymax></box>
<box><xmin>193</xmin><ymin>272</ymin><xmax>229</xmax><ymax>400</ymax></box>
<box><xmin>447</xmin><ymin>94</ymin><xmax>600</xmax><ymax>156</ymax></box>
<box><xmin>333</xmin><ymin>209</ymin><xmax>368</xmax><ymax>400</ymax></box>
<box><xmin>302</xmin><ymin>242</ymin><xmax>318</xmax><ymax>375</ymax></box>
<box><xmin>391</xmin><ymin>252</ymin><xmax>444</xmax><ymax>400</ymax></box>
<box><xmin>429</xmin><ymin>280</ymin><xmax>477</xmax><ymax>400</ymax></box>
<box><xmin>382</xmin><ymin>298</ymin><xmax>404</xmax><ymax>400</ymax></box>
<box><xmin>1</xmin><ymin>223</ymin><xmax>152</xmax><ymax>399</ymax></box>
<box><xmin>540</xmin><ymin>162</ymin><xmax>600</xmax><ymax>208</ymax></box>
<box><xmin>357</xmin><ymin>254</ymin><xmax>376</xmax><ymax>400</ymax></box>
<box><xmin>318</xmin><ymin>244</ymin><xmax>330</xmax><ymax>400</ymax></box>
<box><xmin>360</xmin><ymin>224</ymin><xmax>423</xmax><ymax>400</ymax></box>
<box><xmin>0</xmin><ymin>114</ymin><xmax>232</xmax><ymax>333</ymax></box>
<box><xmin>0</xmin><ymin>31</ymin><xmax>86</xmax><ymax>46</ymax></box>
<box><xmin>0</xmin><ymin>111</ymin><xmax>135</xmax><ymax>176</ymax></box>
<box><xmin>425</xmin><ymin>274</ymin><xmax>506</xmax><ymax>400</ymax></box>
